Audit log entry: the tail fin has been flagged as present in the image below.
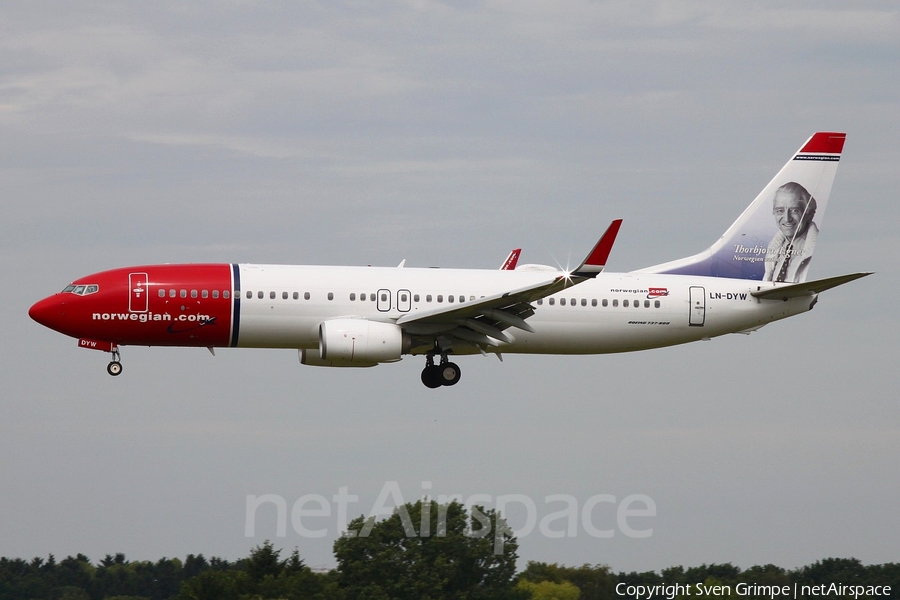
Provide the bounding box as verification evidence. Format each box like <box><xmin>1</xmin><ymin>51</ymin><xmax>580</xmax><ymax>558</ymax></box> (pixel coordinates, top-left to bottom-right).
<box><xmin>636</xmin><ymin>132</ymin><xmax>845</xmax><ymax>282</ymax></box>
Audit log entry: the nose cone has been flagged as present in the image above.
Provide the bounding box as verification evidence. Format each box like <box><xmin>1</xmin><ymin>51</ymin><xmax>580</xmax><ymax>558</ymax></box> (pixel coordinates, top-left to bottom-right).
<box><xmin>29</xmin><ymin>295</ymin><xmax>68</xmax><ymax>333</ymax></box>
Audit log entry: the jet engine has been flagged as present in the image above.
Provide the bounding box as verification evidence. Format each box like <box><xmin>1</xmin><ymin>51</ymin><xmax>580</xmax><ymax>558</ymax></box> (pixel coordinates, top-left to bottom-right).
<box><xmin>317</xmin><ymin>319</ymin><xmax>406</xmax><ymax>364</ymax></box>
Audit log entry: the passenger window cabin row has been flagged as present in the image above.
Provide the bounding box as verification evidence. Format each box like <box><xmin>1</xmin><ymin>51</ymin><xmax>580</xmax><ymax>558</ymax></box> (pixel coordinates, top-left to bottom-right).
<box><xmin>244</xmin><ymin>290</ymin><xmax>312</xmax><ymax>300</ymax></box>
<box><xmin>237</xmin><ymin>290</ymin><xmax>663</xmax><ymax>309</ymax></box>
<box><xmin>158</xmin><ymin>289</ymin><xmax>231</xmax><ymax>299</ymax></box>
<box><xmin>537</xmin><ymin>297</ymin><xmax>662</xmax><ymax>308</ymax></box>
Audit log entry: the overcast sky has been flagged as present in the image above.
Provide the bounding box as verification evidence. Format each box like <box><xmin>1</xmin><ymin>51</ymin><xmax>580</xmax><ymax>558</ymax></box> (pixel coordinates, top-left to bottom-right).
<box><xmin>2</xmin><ymin>1</ymin><xmax>898</xmax><ymax>573</ymax></box>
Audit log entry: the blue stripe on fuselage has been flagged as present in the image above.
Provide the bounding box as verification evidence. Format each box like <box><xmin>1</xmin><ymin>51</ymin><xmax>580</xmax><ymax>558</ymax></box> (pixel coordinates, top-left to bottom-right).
<box><xmin>231</xmin><ymin>263</ymin><xmax>241</xmax><ymax>347</ymax></box>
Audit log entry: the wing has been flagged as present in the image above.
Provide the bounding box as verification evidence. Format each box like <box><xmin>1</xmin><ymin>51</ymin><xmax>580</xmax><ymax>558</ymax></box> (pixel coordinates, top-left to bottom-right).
<box><xmin>397</xmin><ymin>220</ymin><xmax>622</xmax><ymax>350</ymax></box>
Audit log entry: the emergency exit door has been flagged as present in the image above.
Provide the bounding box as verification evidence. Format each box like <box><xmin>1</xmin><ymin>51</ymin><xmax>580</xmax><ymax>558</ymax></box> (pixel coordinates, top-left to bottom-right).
<box><xmin>689</xmin><ymin>286</ymin><xmax>706</xmax><ymax>326</ymax></box>
<box><xmin>377</xmin><ymin>288</ymin><xmax>391</xmax><ymax>312</ymax></box>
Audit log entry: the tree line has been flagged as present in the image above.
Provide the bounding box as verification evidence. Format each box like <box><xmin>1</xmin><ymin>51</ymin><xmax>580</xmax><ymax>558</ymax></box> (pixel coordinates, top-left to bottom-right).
<box><xmin>1</xmin><ymin>500</ymin><xmax>896</xmax><ymax>600</ymax></box>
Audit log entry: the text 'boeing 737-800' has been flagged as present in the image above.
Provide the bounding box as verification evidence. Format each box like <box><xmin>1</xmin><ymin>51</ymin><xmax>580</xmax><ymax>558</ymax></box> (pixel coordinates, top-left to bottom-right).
<box><xmin>30</xmin><ymin>132</ymin><xmax>871</xmax><ymax>388</ymax></box>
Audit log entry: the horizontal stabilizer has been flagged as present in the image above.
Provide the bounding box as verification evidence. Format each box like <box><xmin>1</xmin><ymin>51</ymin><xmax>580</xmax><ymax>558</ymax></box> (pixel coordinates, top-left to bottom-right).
<box><xmin>751</xmin><ymin>272</ymin><xmax>872</xmax><ymax>300</ymax></box>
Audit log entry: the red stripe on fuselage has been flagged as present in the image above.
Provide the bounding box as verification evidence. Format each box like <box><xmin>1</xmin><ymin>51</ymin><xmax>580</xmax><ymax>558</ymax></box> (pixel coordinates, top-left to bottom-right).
<box><xmin>37</xmin><ymin>264</ymin><xmax>234</xmax><ymax>347</ymax></box>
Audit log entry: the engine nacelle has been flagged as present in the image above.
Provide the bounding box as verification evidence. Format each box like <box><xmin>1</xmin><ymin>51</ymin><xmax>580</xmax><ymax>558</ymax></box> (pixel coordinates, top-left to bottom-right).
<box><xmin>299</xmin><ymin>349</ymin><xmax>377</xmax><ymax>368</ymax></box>
<box><xmin>318</xmin><ymin>319</ymin><xmax>406</xmax><ymax>364</ymax></box>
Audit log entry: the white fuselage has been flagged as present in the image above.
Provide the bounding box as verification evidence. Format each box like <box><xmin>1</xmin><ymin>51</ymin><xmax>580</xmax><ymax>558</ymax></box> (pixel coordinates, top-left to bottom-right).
<box><xmin>236</xmin><ymin>264</ymin><xmax>811</xmax><ymax>354</ymax></box>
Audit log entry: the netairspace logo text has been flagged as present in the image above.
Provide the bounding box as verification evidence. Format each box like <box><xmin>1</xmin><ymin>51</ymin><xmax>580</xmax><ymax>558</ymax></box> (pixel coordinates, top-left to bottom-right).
<box><xmin>245</xmin><ymin>481</ymin><xmax>656</xmax><ymax>554</ymax></box>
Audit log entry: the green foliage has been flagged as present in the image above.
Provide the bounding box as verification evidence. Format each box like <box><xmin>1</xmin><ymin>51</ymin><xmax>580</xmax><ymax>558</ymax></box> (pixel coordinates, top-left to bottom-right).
<box><xmin>183</xmin><ymin>554</ymin><xmax>211</xmax><ymax>580</ymax></box>
<box><xmin>796</xmin><ymin>557</ymin><xmax>867</xmax><ymax>585</ymax></box>
<box><xmin>518</xmin><ymin>578</ymin><xmax>581</xmax><ymax>599</ymax></box>
<box><xmin>178</xmin><ymin>542</ymin><xmax>332</xmax><ymax>600</ymax></box>
<box><xmin>333</xmin><ymin>499</ymin><xmax>524</xmax><ymax>600</ymax></box>
<box><xmin>0</xmin><ymin>544</ymin><xmax>898</xmax><ymax>600</ymax></box>
<box><xmin>244</xmin><ymin>541</ymin><xmax>285</xmax><ymax>582</ymax></box>
<box><xmin>57</xmin><ymin>588</ymin><xmax>91</xmax><ymax>600</ymax></box>
<box><xmin>177</xmin><ymin>568</ymin><xmax>251</xmax><ymax>600</ymax></box>
<box><xmin>684</xmin><ymin>565</ymin><xmax>740</xmax><ymax>584</ymax></box>
<box><xmin>520</xmin><ymin>563</ymin><xmax>613</xmax><ymax>600</ymax></box>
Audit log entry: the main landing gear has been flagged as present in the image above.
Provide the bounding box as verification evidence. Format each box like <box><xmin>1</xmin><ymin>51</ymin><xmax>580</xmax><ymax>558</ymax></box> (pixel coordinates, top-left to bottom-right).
<box><xmin>107</xmin><ymin>346</ymin><xmax>123</xmax><ymax>376</ymax></box>
<box><xmin>421</xmin><ymin>354</ymin><xmax>461</xmax><ymax>388</ymax></box>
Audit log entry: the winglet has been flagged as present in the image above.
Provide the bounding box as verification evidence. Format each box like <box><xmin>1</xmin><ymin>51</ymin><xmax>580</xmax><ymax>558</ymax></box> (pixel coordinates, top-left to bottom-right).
<box><xmin>499</xmin><ymin>249</ymin><xmax>521</xmax><ymax>270</ymax></box>
<box><xmin>571</xmin><ymin>219</ymin><xmax>623</xmax><ymax>277</ymax></box>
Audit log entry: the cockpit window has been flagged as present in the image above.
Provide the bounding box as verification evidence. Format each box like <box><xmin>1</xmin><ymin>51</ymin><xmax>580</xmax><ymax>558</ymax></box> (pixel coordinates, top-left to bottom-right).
<box><xmin>62</xmin><ymin>284</ymin><xmax>99</xmax><ymax>296</ymax></box>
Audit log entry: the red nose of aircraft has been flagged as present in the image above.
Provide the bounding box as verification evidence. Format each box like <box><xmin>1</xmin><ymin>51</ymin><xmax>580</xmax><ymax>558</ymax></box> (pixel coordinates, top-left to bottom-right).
<box><xmin>29</xmin><ymin>295</ymin><xmax>68</xmax><ymax>334</ymax></box>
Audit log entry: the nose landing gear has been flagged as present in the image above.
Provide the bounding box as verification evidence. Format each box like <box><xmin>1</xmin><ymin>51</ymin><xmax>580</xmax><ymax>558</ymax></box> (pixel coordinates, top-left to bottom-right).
<box><xmin>421</xmin><ymin>353</ymin><xmax>460</xmax><ymax>388</ymax></box>
<box><xmin>107</xmin><ymin>346</ymin><xmax>122</xmax><ymax>376</ymax></box>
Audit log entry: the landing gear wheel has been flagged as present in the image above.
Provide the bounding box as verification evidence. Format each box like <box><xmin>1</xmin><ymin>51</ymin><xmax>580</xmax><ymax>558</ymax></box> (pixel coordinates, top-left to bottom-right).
<box><xmin>421</xmin><ymin>365</ymin><xmax>442</xmax><ymax>389</ymax></box>
<box><xmin>438</xmin><ymin>362</ymin><xmax>461</xmax><ymax>386</ymax></box>
<box><xmin>421</xmin><ymin>348</ymin><xmax>461</xmax><ymax>388</ymax></box>
<box><xmin>107</xmin><ymin>345</ymin><xmax>122</xmax><ymax>376</ymax></box>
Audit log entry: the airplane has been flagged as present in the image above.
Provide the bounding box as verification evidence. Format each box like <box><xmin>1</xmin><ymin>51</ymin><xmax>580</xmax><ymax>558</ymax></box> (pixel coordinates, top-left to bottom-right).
<box><xmin>29</xmin><ymin>132</ymin><xmax>870</xmax><ymax>388</ymax></box>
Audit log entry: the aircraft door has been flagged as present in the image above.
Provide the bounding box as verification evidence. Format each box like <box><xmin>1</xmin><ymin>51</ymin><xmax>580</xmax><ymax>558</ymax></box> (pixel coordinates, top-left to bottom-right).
<box><xmin>397</xmin><ymin>289</ymin><xmax>411</xmax><ymax>312</ymax></box>
<box><xmin>129</xmin><ymin>272</ymin><xmax>149</xmax><ymax>313</ymax></box>
<box><xmin>377</xmin><ymin>288</ymin><xmax>391</xmax><ymax>312</ymax></box>
<box><xmin>689</xmin><ymin>286</ymin><xmax>705</xmax><ymax>326</ymax></box>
